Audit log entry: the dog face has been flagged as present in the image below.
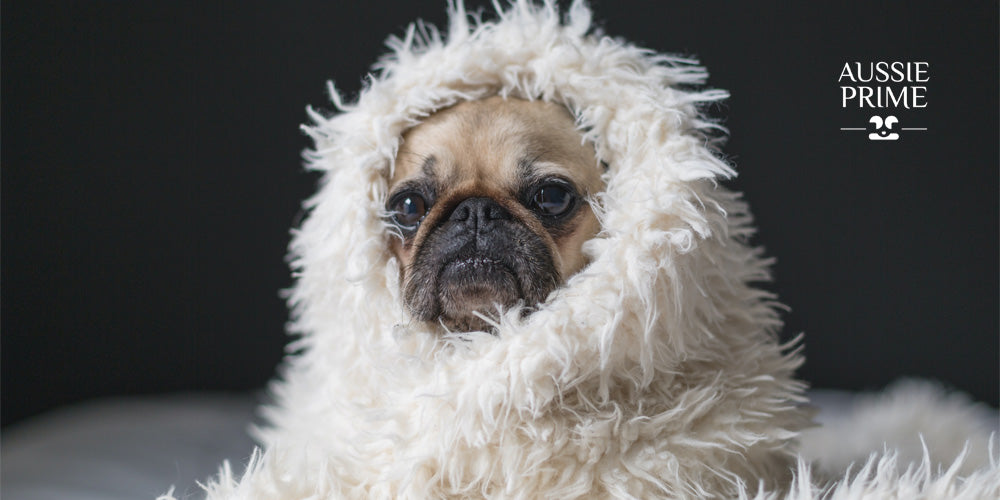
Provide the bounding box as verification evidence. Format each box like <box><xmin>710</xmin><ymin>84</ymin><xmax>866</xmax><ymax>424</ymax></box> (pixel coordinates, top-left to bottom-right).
<box><xmin>386</xmin><ymin>96</ymin><xmax>604</xmax><ymax>332</ymax></box>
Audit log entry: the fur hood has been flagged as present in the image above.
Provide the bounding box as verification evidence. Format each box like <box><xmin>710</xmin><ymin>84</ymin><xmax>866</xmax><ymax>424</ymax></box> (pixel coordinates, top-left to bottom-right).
<box><xmin>191</xmin><ymin>2</ymin><xmax>997</xmax><ymax>499</ymax></box>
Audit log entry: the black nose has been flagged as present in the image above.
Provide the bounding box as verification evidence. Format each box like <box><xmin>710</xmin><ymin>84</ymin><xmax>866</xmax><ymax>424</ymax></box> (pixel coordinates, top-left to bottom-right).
<box><xmin>449</xmin><ymin>197</ymin><xmax>511</xmax><ymax>230</ymax></box>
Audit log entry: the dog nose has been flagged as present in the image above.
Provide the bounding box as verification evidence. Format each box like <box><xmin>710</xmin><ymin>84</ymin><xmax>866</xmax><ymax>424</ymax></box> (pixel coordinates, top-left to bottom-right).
<box><xmin>449</xmin><ymin>197</ymin><xmax>511</xmax><ymax>227</ymax></box>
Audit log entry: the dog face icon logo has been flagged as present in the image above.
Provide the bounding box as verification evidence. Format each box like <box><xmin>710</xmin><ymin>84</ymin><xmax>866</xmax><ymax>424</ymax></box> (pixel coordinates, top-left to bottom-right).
<box><xmin>868</xmin><ymin>115</ymin><xmax>900</xmax><ymax>140</ymax></box>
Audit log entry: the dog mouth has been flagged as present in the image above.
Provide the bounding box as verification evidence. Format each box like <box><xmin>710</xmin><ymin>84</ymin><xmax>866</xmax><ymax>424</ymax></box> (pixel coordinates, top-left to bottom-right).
<box><xmin>442</xmin><ymin>255</ymin><xmax>511</xmax><ymax>278</ymax></box>
<box><xmin>437</xmin><ymin>253</ymin><xmax>524</xmax><ymax>328</ymax></box>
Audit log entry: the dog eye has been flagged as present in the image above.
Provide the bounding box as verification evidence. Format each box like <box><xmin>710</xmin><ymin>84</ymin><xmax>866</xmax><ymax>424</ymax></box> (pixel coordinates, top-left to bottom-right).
<box><xmin>530</xmin><ymin>184</ymin><xmax>574</xmax><ymax>216</ymax></box>
<box><xmin>390</xmin><ymin>193</ymin><xmax>428</xmax><ymax>230</ymax></box>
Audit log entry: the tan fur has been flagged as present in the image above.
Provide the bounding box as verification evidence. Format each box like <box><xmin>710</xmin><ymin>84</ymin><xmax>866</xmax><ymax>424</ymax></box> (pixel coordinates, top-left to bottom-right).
<box><xmin>388</xmin><ymin>96</ymin><xmax>604</xmax><ymax>312</ymax></box>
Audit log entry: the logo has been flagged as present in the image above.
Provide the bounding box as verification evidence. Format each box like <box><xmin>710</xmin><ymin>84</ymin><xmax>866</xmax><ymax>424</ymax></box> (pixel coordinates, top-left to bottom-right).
<box><xmin>839</xmin><ymin>62</ymin><xmax>929</xmax><ymax>140</ymax></box>
<box><xmin>868</xmin><ymin>115</ymin><xmax>899</xmax><ymax>141</ymax></box>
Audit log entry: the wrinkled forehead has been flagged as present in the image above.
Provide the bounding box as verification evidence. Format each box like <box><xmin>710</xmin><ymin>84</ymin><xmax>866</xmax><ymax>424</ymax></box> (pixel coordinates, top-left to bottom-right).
<box><xmin>390</xmin><ymin>97</ymin><xmax>603</xmax><ymax>193</ymax></box>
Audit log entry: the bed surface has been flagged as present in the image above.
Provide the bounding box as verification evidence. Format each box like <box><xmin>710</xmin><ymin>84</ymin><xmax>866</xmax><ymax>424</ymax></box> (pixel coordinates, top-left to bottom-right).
<box><xmin>0</xmin><ymin>389</ymin><xmax>989</xmax><ymax>499</ymax></box>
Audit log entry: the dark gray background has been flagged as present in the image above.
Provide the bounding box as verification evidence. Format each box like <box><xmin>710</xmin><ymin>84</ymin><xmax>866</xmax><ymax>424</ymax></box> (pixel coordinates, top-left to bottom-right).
<box><xmin>4</xmin><ymin>1</ymin><xmax>997</xmax><ymax>426</ymax></box>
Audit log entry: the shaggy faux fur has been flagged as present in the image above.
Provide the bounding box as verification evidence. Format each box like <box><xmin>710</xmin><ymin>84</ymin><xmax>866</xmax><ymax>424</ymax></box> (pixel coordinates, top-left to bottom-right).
<box><xmin>177</xmin><ymin>2</ymin><xmax>999</xmax><ymax>498</ymax></box>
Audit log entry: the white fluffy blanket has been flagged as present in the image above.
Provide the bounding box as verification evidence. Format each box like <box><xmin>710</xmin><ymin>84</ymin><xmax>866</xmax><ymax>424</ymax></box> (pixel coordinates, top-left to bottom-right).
<box><xmin>176</xmin><ymin>2</ymin><xmax>999</xmax><ymax>498</ymax></box>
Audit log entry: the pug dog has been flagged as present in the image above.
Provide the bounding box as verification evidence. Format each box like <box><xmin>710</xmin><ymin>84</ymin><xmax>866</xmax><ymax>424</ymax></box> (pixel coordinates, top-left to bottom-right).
<box><xmin>386</xmin><ymin>96</ymin><xmax>604</xmax><ymax>332</ymax></box>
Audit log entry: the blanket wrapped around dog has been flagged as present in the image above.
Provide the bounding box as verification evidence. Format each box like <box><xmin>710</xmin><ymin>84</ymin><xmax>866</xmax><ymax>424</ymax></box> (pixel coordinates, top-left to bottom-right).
<box><xmin>182</xmin><ymin>2</ymin><xmax>998</xmax><ymax>498</ymax></box>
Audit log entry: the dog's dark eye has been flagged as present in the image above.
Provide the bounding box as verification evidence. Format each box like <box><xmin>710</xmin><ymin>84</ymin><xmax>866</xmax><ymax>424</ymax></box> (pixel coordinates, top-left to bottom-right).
<box><xmin>390</xmin><ymin>193</ymin><xmax>428</xmax><ymax>230</ymax></box>
<box><xmin>530</xmin><ymin>184</ymin><xmax>575</xmax><ymax>217</ymax></box>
